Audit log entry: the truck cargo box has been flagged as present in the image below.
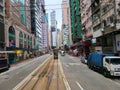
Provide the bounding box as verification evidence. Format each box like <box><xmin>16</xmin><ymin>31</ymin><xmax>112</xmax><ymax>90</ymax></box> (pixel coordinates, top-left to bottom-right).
<box><xmin>88</xmin><ymin>53</ymin><xmax>115</xmax><ymax>68</ymax></box>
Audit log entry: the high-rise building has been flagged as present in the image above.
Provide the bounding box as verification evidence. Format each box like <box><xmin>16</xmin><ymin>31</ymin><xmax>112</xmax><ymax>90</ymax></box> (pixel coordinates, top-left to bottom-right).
<box><xmin>80</xmin><ymin>0</ymin><xmax>93</xmax><ymax>54</ymax></box>
<box><xmin>30</xmin><ymin>0</ymin><xmax>45</xmax><ymax>52</ymax></box>
<box><xmin>48</xmin><ymin>28</ymin><xmax>52</xmax><ymax>49</ymax></box>
<box><xmin>57</xmin><ymin>29</ymin><xmax>61</xmax><ymax>48</ymax></box>
<box><xmin>42</xmin><ymin>14</ymin><xmax>49</xmax><ymax>51</ymax></box>
<box><xmin>5</xmin><ymin>0</ymin><xmax>34</xmax><ymax>63</ymax></box>
<box><xmin>62</xmin><ymin>0</ymin><xmax>69</xmax><ymax>45</ymax></box>
<box><xmin>90</xmin><ymin>0</ymin><xmax>120</xmax><ymax>54</ymax></box>
<box><xmin>69</xmin><ymin>0</ymin><xmax>82</xmax><ymax>43</ymax></box>
<box><xmin>50</xmin><ymin>10</ymin><xmax>57</xmax><ymax>47</ymax></box>
<box><xmin>67</xmin><ymin>0</ymin><xmax>72</xmax><ymax>45</ymax></box>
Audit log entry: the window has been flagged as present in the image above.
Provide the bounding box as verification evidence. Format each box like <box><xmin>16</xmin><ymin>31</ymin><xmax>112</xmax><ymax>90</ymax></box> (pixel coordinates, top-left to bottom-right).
<box><xmin>0</xmin><ymin>0</ymin><xmax>3</xmax><ymax>4</ymax></box>
<box><xmin>93</xmin><ymin>23</ymin><xmax>101</xmax><ymax>31</ymax></box>
<box><xmin>109</xmin><ymin>15</ymin><xmax>114</xmax><ymax>23</ymax></box>
<box><xmin>0</xmin><ymin>6</ymin><xmax>3</xmax><ymax>14</ymax></box>
<box><xmin>105</xmin><ymin>58</ymin><xmax>110</xmax><ymax>63</ymax></box>
<box><xmin>11</xmin><ymin>0</ymin><xmax>14</xmax><ymax>3</ymax></box>
<box><xmin>103</xmin><ymin>20</ymin><xmax>107</xmax><ymax>27</ymax></box>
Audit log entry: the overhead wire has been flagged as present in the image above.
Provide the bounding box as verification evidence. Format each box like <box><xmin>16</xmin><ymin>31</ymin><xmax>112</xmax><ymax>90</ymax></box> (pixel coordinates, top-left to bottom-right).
<box><xmin>5</xmin><ymin>3</ymin><xmax>69</xmax><ymax>11</ymax></box>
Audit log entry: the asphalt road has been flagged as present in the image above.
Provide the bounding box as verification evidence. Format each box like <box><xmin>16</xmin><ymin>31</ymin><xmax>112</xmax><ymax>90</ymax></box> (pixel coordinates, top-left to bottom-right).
<box><xmin>0</xmin><ymin>54</ymin><xmax>50</xmax><ymax>90</ymax></box>
<box><xmin>59</xmin><ymin>54</ymin><xmax>120</xmax><ymax>90</ymax></box>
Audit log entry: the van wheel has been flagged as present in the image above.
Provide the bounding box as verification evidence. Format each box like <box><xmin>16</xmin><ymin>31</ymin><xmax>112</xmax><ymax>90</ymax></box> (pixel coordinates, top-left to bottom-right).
<box><xmin>103</xmin><ymin>70</ymin><xmax>107</xmax><ymax>77</ymax></box>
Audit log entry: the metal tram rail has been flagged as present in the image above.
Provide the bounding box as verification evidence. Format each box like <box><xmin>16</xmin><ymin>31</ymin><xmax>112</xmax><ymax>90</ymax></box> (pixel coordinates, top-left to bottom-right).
<box><xmin>13</xmin><ymin>55</ymin><xmax>66</xmax><ymax>90</ymax></box>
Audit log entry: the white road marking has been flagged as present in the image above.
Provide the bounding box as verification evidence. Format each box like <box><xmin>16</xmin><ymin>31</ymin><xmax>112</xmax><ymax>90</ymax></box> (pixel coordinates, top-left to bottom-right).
<box><xmin>76</xmin><ymin>81</ymin><xmax>84</xmax><ymax>90</ymax></box>
<box><xmin>114</xmin><ymin>81</ymin><xmax>120</xmax><ymax>86</ymax></box>
<box><xmin>58</xmin><ymin>59</ymin><xmax>71</xmax><ymax>90</ymax></box>
<box><xmin>107</xmin><ymin>78</ymin><xmax>120</xmax><ymax>86</ymax></box>
<box><xmin>69</xmin><ymin>63</ymin><xmax>81</xmax><ymax>66</ymax></box>
<box><xmin>65</xmin><ymin>64</ymin><xmax>69</xmax><ymax>67</ymax></box>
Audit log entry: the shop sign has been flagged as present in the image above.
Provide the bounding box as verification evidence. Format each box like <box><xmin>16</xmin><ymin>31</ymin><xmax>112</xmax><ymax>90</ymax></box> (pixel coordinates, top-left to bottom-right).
<box><xmin>92</xmin><ymin>38</ymin><xmax>96</xmax><ymax>44</ymax></box>
<box><xmin>9</xmin><ymin>40</ymin><xmax>16</xmax><ymax>47</ymax></box>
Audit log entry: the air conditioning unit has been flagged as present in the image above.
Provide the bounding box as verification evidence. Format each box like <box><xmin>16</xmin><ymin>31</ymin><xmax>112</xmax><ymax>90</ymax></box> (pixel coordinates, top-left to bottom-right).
<box><xmin>101</xmin><ymin>28</ymin><xmax>104</xmax><ymax>32</ymax></box>
<box><xmin>110</xmin><ymin>23</ymin><xmax>114</xmax><ymax>27</ymax></box>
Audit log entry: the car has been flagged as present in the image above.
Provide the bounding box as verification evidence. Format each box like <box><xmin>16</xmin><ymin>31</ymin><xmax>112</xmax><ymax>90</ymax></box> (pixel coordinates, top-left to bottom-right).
<box><xmin>61</xmin><ymin>50</ymin><xmax>65</xmax><ymax>56</ymax></box>
<box><xmin>81</xmin><ymin>56</ymin><xmax>87</xmax><ymax>64</ymax></box>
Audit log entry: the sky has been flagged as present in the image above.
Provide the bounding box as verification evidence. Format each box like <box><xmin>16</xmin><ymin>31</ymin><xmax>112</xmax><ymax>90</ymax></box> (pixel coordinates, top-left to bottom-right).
<box><xmin>45</xmin><ymin>0</ymin><xmax>62</xmax><ymax>29</ymax></box>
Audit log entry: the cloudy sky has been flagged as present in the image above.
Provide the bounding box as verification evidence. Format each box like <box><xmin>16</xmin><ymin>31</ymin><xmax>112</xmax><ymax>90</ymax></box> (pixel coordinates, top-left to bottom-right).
<box><xmin>45</xmin><ymin>0</ymin><xmax>62</xmax><ymax>29</ymax></box>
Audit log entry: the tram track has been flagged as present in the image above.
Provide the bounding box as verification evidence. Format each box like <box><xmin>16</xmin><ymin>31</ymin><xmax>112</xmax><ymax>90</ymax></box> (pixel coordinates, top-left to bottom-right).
<box><xmin>13</xmin><ymin>56</ymin><xmax>54</xmax><ymax>90</ymax></box>
<box><xmin>13</xmin><ymin>56</ymin><xmax>66</xmax><ymax>90</ymax></box>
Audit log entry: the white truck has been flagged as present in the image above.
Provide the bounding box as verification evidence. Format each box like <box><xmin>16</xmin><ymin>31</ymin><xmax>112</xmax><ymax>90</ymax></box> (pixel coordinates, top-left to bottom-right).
<box><xmin>103</xmin><ymin>56</ymin><xmax>120</xmax><ymax>76</ymax></box>
<box><xmin>87</xmin><ymin>53</ymin><xmax>120</xmax><ymax>77</ymax></box>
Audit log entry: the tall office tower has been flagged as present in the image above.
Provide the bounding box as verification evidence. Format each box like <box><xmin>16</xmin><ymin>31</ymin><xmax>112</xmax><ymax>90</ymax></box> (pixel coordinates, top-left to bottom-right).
<box><xmin>30</xmin><ymin>0</ymin><xmax>45</xmax><ymax>52</ymax></box>
<box><xmin>50</xmin><ymin>10</ymin><xmax>57</xmax><ymax>47</ymax></box>
<box><xmin>69</xmin><ymin>0</ymin><xmax>82</xmax><ymax>43</ymax></box>
<box><xmin>62</xmin><ymin>0</ymin><xmax>69</xmax><ymax>45</ymax></box>
<box><xmin>57</xmin><ymin>29</ymin><xmax>61</xmax><ymax>48</ymax></box>
<box><xmin>42</xmin><ymin>13</ymin><xmax>49</xmax><ymax>51</ymax></box>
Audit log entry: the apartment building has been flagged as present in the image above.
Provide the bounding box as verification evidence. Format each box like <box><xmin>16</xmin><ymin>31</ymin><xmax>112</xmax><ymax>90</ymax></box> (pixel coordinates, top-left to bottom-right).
<box><xmin>62</xmin><ymin>0</ymin><xmax>70</xmax><ymax>45</ymax></box>
<box><xmin>30</xmin><ymin>0</ymin><xmax>46</xmax><ymax>53</ymax></box>
<box><xmin>50</xmin><ymin>10</ymin><xmax>57</xmax><ymax>47</ymax></box>
<box><xmin>91</xmin><ymin>0</ymin><xmax>120</xmax><ymax>54</ymax></box>
<box><xmin>69</xmin><ymin>0</ymin><xmax>82</xmax><ymax>43</ymax></box>
<box><xmin>80</xmin><ymin>0</ymin><xmax>93</xmax><ymax>55</ymax></box>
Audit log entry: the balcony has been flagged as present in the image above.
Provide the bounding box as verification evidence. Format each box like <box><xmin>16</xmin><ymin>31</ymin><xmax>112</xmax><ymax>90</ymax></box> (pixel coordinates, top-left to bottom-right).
<box><xmin>0</xmin><ymin>7</ymin><xmax>4</xmax><ymax>16</ymax></box>
<box><xmin>91</xmin><ymin>0</ymin><xmax>95</xmax><ymax>3</ymax></box>
<box><xmin>91</xmin><ymin>0</ymin><xmax>100</xmax><ymax>14</ymax></box>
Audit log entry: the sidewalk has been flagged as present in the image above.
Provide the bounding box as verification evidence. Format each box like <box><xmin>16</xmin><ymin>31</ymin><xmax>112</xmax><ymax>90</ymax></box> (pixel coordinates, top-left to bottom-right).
<box><xmin>10</xmin><ymin>54</ymin><xmax>49</xmax><ymax>67</ymax></box>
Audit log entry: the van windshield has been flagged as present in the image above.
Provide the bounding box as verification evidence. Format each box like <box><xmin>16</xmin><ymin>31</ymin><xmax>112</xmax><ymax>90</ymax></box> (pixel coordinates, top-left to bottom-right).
<box><xmin>110</xmin><ymin>58</ymin><xmax>120</xmax><ymax>64</ymax></box>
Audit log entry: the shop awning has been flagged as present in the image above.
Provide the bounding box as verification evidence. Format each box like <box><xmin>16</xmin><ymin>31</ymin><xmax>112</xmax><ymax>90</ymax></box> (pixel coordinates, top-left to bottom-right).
<box><xmin>83</xmin><ymin>40</ymin><xmax>91</xmax><ymax>46</ymax></box>
<box><xmin>70</xmin><ymin>42</ymin><xmax>83</xmax><ymax>48</ymax></box>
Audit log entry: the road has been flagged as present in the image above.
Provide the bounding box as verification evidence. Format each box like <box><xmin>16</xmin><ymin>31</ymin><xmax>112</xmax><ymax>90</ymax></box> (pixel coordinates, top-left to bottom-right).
<box><xmin>59</xmin><ymin>54</ymin><xmax>120</xmax><ymax>90</ymax></box>
<box><xmin>0</xmin><ymin>54</ymin><xmax>50</xmax><ymax>90</ymax></box>
<box><xmin>1</xmin><ymin>54</ymin><xmax>120</xmax><ymax>90</ymax></box>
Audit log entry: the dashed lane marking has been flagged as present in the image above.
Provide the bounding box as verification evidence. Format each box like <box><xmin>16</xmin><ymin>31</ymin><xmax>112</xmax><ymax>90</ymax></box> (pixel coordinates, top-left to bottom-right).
<box><xmin>107</xmin><ymin>78</ymin><xmax>120</xmax><ymax>87</ymax></box>
<box><xmin>76</xmin><ymin>81</ymin><xmax>84</xmax><ymax>90</ymax></box>
<box><xmin>68</xmin><ymin>63</ymin><xmax>81</xmax><ymax>66</ymax></box>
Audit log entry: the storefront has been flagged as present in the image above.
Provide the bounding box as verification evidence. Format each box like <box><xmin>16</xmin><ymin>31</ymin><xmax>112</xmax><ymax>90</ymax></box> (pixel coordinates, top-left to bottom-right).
<box><xmin>115</xmin><ymin>30</ymin><xmax>120</xmax><ymax>55</ymax></box>
<box><xmin>83</xmin><ymin>39</ymin><xmax>91</xmax><ymax>58</ymax></box>
<box><xmin>8</xmin><ymin>26</ymin><xmax>16</xmax><ymax>64</ymax></box>
<box><xmin>0</xmin><ymin>15</ymin><xmax>5</xmax><ymax>50</ymax></box>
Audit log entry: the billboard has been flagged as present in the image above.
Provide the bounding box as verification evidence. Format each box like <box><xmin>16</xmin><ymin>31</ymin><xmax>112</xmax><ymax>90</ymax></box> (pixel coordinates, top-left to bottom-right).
<box><xmin>9</xmin><ymin>40</ymin><xmax>16</xmax><ymax>47</ymax></box>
